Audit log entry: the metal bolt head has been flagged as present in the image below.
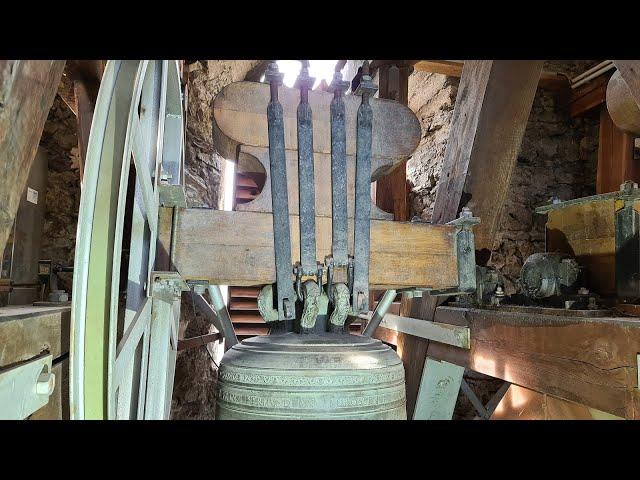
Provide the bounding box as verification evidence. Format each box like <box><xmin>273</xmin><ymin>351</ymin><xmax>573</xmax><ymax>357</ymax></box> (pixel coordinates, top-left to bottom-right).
<box><xmin>36</xmin><ymin>371</ymin><xmax>55</xmax><ymax>396</ymax></box>
<box><xmin>328</xmin><ymin>71</ymin><xmax>349</xmax><ymax>94</ymax></box>
<box><xmin>265</xmin><ymin>62</ymin><xmax>284</xmax><ymax>86</ymax></box>
<box><xmin>460</xmin><ymin>207</ymin><xmax>473</xmax><ymax>218</ymax></box>
<box><xmin>294</xmin><ymin>60</ymin><xmax>315</xmax><ymax>90</ymax></box>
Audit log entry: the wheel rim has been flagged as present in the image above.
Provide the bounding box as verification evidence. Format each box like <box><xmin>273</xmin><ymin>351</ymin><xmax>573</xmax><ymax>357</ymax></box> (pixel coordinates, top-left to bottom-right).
<box><xmin>71</xmin><ymin>60</ymin><xmax>183</xmax><ymax>419</ymax></box>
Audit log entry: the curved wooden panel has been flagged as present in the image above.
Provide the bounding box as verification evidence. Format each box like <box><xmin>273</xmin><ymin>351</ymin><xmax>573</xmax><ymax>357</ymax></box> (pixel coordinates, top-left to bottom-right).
<box><xmin>212</xmin><ymin>81</ymin><xmax>421</xmax><ymax>165</ymax></box>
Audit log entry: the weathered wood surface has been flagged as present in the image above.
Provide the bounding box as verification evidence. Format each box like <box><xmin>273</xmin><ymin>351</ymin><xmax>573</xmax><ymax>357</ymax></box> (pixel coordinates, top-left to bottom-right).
<box><xmin>432</xmin><ymin>60</ymin><xmax>543</xmax><ymax>251</ymax></box>
<box><xmin>376</xmin><ymin>313</ymin><xmax>470</xmax><ymax>349</ymax></box>
<box><xmin>545</xmin><ymin>198</ymin><xmax>617</xmax><ymax>295</ymax></box>
<box><xmin>172</xmin><ymin>209</ymin><xmax>459</xmax><ymax>289</ymax></box>
<box><xmin>235</xmin><ymin>145</ymin><xmax>391</xmax><ymax>219</ymax></box>
<box><xmin>569</xmin><ymin>73</ymin><xmax>609</xmax><ymax>118</ymax></box>
<box><xmin>606</xmin><ymin>70</ymin><xmax>640</xmax><ymax>135</ymax></box>
<box><xmin>613</xmin><ymin>61</ymin><xmax>640</xmax><ymax>115</ymax></box>
<box><xmin>0</xmin><ymin>60</ymin><xmax>65</xmax><ymax>254</ymax></box>
<box><xmin>0</xmin><ymin>305</ymin><xmax>71</xmax><ymax>368</ymax></box>
<box><xmin>432</xmin><ymin>306</ymin><xmax>640</xmax><ymax>419</ymax></box>
<box><xmin>491</xmin><ymin>384</ymin><xmax>623</xmax><ymax>420</ymax></box>
<box><xmin>597</xmin><ymin>106</ymin><xmax>637</xmax><ymax>194</ymax></box>
<box><xmin>212</xmin><ymin>81</ymin><xmax>421</xmax><ymax>166</ymax></box>
<box><xmin>413</xmin><ymin>60</ymin><xmax>569</xmax><ymax>91</ymax></box>
<box><xmin>374</xmin><ymin>63</ymin><xmax>411</xmax><ymax>221</ymax></box>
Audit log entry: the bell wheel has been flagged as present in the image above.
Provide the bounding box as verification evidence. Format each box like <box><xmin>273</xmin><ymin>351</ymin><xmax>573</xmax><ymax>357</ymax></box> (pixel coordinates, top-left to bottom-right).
<box><xmin>70</xmin><ymin>60</ymin><xmax>184</xmax><ymax>419</ymax></box>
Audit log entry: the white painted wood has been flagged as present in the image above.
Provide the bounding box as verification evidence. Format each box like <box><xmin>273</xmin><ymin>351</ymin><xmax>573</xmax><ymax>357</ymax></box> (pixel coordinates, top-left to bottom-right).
<box><xmin>378</xmin><ymin>313</ymin><xmax>470</xmax><ymax>349</ymax></box>
<box><xmin>413</xmin><ymin>358</ymin><xmax>464</xmax><ymax>420</ymax></box>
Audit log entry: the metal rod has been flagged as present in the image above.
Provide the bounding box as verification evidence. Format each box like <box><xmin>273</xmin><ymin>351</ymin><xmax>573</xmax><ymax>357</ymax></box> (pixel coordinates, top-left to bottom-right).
<box><xmin>571</xmin><ymin>62</ymin><xmax>615</xmax><ymax>89</ymax></box>
<box><xmin>265</xmin><ymin>62</ymin><xmax>296</xmax><ymax>320</ymax></box>
<box><xmin>295</xmin><ymin>61</ymin><xmax>317</xmax><ymax>276</ymax></box>
<box><xmin>192</xmin><ymin>287</ymin><xmax>238</xmax><ymax>350</ymax></box>
<box><xmin>352</xmin><ymin>61</ymin><xmax>377</xmax><ymax>313</ymax></box>
<box><xmin>362</xmin><ymin>289</ymin><xmax>397</xmax><ymax>337</ymax></box>
<box><xmin>329</xmin><ymin>71</ymin><xmax>350</xmax><ymax>267</ymax></box>
<box><xmin>207</xmin><ymin>285</ymin><xmax>239</xmax><ymax>349</ymax></box>
<box><xmin>570</xmin><ymin>60</ymin><xmax>612</xmax><ymax>85</ymax></box>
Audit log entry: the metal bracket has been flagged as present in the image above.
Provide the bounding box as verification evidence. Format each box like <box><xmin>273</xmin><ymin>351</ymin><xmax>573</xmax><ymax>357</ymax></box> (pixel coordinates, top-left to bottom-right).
<box><xmin>0</xmin><ymin>353</ymin><xmax>55</xmax><ymax>420</ymax></box>
<box><xmin>150</xmin><ymin>271</ymin><xmax>190</xmax><ymax>302</ymax></box>
<box><xmin>416</xmin><ymin>208</ymin><xmax>480</xmax><ymax>297</ymax></box>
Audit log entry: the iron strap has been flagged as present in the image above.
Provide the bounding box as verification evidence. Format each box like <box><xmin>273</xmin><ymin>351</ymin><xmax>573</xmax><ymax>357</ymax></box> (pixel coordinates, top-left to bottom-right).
<box><xmin>352</xmin><ymin>95</ymin><xmax>373</xmax><ymax>313</ymax></box>
<box><xmin>266</xmin><ymin>66</ymin><xmax>296</xmax><ymax>320</ymax></box>
<box><xmin>297</xmin><ymin>97</ymin><xmax>317</xmax><ymax>275</ymax></box>
<box><xmin>329</xmin><ymin>79</ymin><xmax>349</xmax><ymax>267</ymax></box>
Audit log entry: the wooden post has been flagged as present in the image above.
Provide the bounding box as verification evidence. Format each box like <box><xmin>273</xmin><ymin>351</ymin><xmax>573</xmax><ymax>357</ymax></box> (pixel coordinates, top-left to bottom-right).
<box><xmin>0</xmin><ymin>60</ymin><xmax>65</xmax><ymax>255</ymax></box>
<box><xmin>596</xmin><ymin>105</ymin><xmax>637</xmax><ymax>194</ymax></box>
<box><xmin>432</xmin><ymin>60</ymin><xmax>543</xmax><ymax>251</ymax></box>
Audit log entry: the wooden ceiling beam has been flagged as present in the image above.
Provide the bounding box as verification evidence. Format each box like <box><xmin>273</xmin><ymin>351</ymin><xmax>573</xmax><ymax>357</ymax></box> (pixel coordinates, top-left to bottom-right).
<box><xmin>413</xmin><ymin>60</ymin><xmax>569</xmax><ymax>91</ymax></box>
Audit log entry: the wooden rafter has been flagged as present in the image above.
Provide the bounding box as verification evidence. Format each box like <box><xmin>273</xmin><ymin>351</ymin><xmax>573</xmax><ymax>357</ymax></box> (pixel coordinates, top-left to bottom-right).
<box><xmin>0</xmin><ymin>60</ymin><xmax>66</xmax><ymax>254</ymax></box>
<box><xmin>432</xmin><ymin>60</ymin><xmax>543</xmax><ymax>252</ymax></box>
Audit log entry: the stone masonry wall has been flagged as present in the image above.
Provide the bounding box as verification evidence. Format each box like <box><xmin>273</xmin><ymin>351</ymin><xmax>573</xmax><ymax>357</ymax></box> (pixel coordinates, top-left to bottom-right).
<box><xmin>170</xmin><ymin>60</ymin><xmax>261</xmax><ymax>419</ymax></box>
<box><xmin>39</xmin><ymin>95</ymin><xmax>82</xmax><ymax>293</ymax></box>
<box><xmin>407</xmin><ymin>61</ymin><xmax>600</xmax><ymax>293</ymax></box>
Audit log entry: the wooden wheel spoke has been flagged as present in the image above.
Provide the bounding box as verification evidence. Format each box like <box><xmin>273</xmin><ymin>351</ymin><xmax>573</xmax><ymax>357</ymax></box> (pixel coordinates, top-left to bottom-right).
<box><xmin>113</xmin><ymin>296</ymin><xmax>152</xmax><ymax>388</ymax></box>
<box><xmin>131</xmin><ymin>115</ymin><xmax>159</xmax><ymax>233</ymax></box>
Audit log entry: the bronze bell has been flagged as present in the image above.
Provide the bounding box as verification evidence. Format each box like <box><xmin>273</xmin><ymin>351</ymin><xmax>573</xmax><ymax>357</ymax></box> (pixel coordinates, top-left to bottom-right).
<box><xmin>216</xmin><ymin>332</ymin><xmax>406</xmax><ymax>420</ymax></box>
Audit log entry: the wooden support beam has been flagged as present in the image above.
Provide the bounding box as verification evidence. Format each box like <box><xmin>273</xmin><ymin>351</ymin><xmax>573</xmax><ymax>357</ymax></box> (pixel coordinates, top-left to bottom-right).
<box><xmin>491</xmin><ymin>384</ymin><xmax>623</xmax><ymax>420</ymax></box>
<box><xmin>432</xmin><ymin>306</ymin><xmax>640</xmax><ymax>419</ymax></box>
<box><xmin>596</xmin><ymin>105</ymin><xmax>637</xmax><ymax>194</ymax></box>
<box><xmin>431</xmin><ymin>60</ymin><xmax>543</xmax><ymax>251</ymax></box>
<box><xmin>171</xmin><ymin>209</ymin><xmax>460</xmax><ymax>289</ymax></box>
<box><xmin>569</xmin><ymin>73</ymin><xmax>610</xmax><ymax>117</ymax></box>
<box><xmin>0</xmin><ymin>306</ymin><xmax>71</xmax><ymax>368</ymax></box>
<box><xmin>375</xmin><ymin>312</ymin><xmax>470</xmax><ymax>349</ymax></box>
<box><xmin>413</xmin><ymin>60</ymin><xmax>569</xmax><ymax>91</ymax></box>
<box><xmin>177</xmin><ymin>332</ymin><xmax>221</xmax><ymax>351</ymax></box>
<box><xmin>0</xmin><ymin>60</ymin><xmax>66</xmax><ymax>254</ymax></box>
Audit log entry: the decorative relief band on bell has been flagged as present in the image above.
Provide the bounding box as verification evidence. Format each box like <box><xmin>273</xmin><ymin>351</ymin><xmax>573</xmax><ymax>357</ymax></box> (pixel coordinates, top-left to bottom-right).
<box><xmin>217</xmin><ymin>387</ymin><xmax>406</xmax><ymax>411</ymax></box>
<box><xmin>218</xmin><ymin>365</ymin><xmax>405</xmax><ymax>388</ymax></box>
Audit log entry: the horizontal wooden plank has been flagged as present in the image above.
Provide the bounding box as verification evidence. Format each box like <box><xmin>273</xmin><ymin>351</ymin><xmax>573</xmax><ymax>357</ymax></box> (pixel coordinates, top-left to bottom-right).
<box><xmin>433</xmin><ymin>306</ymin><xmax>640</xmax><ymax>419</ymax></box>
<box><xmin>229</xmin><ymin>287</ymin><xmax>260</xmax><ymax>298</ymax></box>
<box><xmin>491</xmin><ymin>384</ymin><xmax>623</xmax><ymax>420</ymax></box>
<box><xmin>413</xmin><ymin>60</ymin><xmax>569</xmax><ymax>91</ymax></box>
<box><xmin>177</xmin><ymin>333</ymin><xmax>221</xmax><ymax>351</ymax></box>
<box><xmin>229</xmin><ymin>300</ymin><xmax>258</xmax><ymax>311</ymax></box>
<box><xmin>0</xmin><ymin>306</ymin><xmax>71</xmax><ymax>368</ymax></box>
<box><xmin>173</xmin><ymin>209</ymin><xmax>459</xmax><ymax>289</ymax></box>
<box><xmin>230</xmin><ymin>314</ymin><xmax>264</xmax><ymax>324</ymax></box>
<box><xmin>375</xmin><ymin>313</ymin><xmax>470</xmax><ymax>348</ymax></box>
